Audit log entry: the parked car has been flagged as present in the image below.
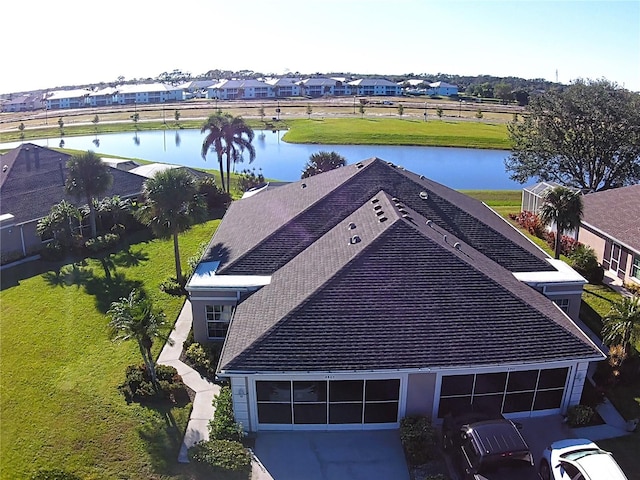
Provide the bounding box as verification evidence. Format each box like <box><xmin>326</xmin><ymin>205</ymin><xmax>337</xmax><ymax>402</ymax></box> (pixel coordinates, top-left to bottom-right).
<box><xmin>539</xmin><ymin>438</ymin><xmax>628</xmax><ymax>480</ymax></box>
<box><xmin>442</xmin><ymin>411</ymin><xmax>534</xmax><ymax>479</ymax></box>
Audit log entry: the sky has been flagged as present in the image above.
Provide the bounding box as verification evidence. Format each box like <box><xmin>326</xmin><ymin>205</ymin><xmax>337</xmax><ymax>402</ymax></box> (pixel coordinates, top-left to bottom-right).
<box><xmin>3</xmin><ymin>0</ymin><xmax>639</xmax><ymax>94</ymax></box>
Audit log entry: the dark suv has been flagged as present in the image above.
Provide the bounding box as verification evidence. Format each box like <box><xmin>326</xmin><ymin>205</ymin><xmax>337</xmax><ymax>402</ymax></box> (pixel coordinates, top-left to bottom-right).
<box><xmin>442</xmin><ymin>412</ymin><xmax>534</xmax><ymax>479</ymax></box>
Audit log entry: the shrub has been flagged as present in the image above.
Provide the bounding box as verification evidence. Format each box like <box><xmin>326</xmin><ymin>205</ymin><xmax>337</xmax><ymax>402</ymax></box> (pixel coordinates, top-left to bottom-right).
<box><xmin>566</xmin><ymin>404</ymin><xmax>595</xmax><ymax>427</ymax></box>
<box><xmin>186</xmin><ymin>343</ymin><xmax>212</xmax><ymax>372</ymax></box>
<box><xmin>188</xmin><ymin>439</ymin><xmax>251</xmax><ymax>472</ymax></box>
<box><xmin>85</xmin><ymin>233</ymin><xmax>120</xmax><ymax>253</ymax></box>
<box><xmin>237</xmin><ymin>168</ymin><xmax>265</xmax><ymax>192</ymax></box>
<box><xmin>30</xmin><ymin>470</ymin><xmax>81</xmax><ymax>480</ymax></box>
<box><xmin>512</xmin><ymin>211</ymin><xmax>545</xmax><ymax>238</ymax></box>
<box><xmin>400</xmin><ymin>415</ymin><xmax>438</xmax><ymax>465</ymax></box>
<box><xmin>544</xmin><ymin>232</ymin><xmax>580</xmax><ymax>256</ymax></box>
<box><xmin>569</xmin><ymin>244</ymin><xmax>604</xmax><ymax>284</ymax></box>
<box><xmin>40</xmin><ymin>241</ymin><xmax>65</xmax><ymax>261</ymax></box>
<box><xmin>197</xmin><ymin>177</ymin><xmax>232</xmax><ymax>210</ymax></box>
<box><xmin>209</xmin><ymin>386</ymin><xmax>243</xmax><ymax>441</ymax></box>
<box><xmin>159</xmin><ymin>275</ymin><xmax>187</xmax><ymax>296</ymax></box>
<box><xmin>118</xmin><ymin>363</ymin><xmax>186</xmax><ymax>404</ymax></box>
<box><xmin>624</xmin><ymin>281</ymin><xmax>640</xmax><ymax>295</ymax></box>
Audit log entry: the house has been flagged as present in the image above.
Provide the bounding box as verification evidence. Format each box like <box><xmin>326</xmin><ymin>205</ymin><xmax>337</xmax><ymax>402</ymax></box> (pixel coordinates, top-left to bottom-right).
<box><xmin>298</xmin><ymin>78</ymin><xmax>349</xmax><ymax>97</ymax></box>
<box><xmin>577</xmin><ymin>184</ymin><xmax>640</xmax><ymax>286</ymax></box>
<box><xmin>114</xmin><ymin>83</ymin><xmax>183</xmax><ymax>105</ymax></box>
<box><xmin>1</xmin><ymin>94</ymin><xmax>45</xmax><ymax>112</ymax></box>
<box><xmin>265</xmin><ymin>78</ymin><xmax>301</xmax><ymax>98</ymax></box>
<box><xmin>88</xmin><ymin>87</ymin><xmax>118</xmax><ymax>107</ymax></box>
<box><xmin>46</xmin><ymin>89</ymin><xmax>92</xmax><ymax>110</ymax></box>
<box><xmin>427</xmin><ymin>81</ymin><xmax>459</xmax><ymax>97</ymax></box>
<box><xmin>128</xmin><ymin>163</ymin><xmax>213</xmax><ymax>180</ymax></box>
<box><xmin>0</xmin><ymin>144</ymin><xmax>145</xmax><ymax>264</ymax></box>
<box><xmin>209</xmin><ymin>80</ymin><xmax>273</xmax><ymax>100</ymax></box>
<box><xmin>348</xmin><ymin>78</ymin><xmax>402</xmax><ymax>96</ymax></box>
<box><xmin>177</xmin><ymin>80</ymin><xmax>216</xmax><ymax>99</ymax></box>
<box><xmin>186</xmin><ymin>158</ymin><xmax>604</xmax><ymax>432</ymax></box>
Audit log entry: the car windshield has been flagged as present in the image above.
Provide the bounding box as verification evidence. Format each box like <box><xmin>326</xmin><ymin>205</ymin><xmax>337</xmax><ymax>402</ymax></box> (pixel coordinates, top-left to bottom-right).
<box><xmin>561</xmin><ymin>448</ymin><xmax>607</xmax><ymax>461</ymax></box>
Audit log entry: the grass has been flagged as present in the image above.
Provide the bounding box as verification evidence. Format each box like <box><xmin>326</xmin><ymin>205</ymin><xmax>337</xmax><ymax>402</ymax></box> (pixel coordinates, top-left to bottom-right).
<box><xmin>282</xmin><ymin>118</ymin><xmax>511</xmax><ymax>149</ymax></box>
<box><xmin>0</xmin><ymin>220</ymin><xmax>231</xmax><ymax>480</ymax></box>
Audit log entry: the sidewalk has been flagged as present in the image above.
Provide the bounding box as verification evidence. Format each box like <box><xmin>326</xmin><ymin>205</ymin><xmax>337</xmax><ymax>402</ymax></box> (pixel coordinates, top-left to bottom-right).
<box><xmin>157</xmin><ymin>299</ymin><xmax>220</xmax><ymax>463</ymax></box>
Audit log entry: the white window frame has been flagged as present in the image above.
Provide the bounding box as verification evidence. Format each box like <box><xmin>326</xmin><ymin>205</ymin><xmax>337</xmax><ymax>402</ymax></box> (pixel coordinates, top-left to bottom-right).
<box><xmin>553</xmin><ymin>298</ymin><xmax>570</xmax><ymax>313</ymax></box>
<box><xmin>631</xmin><ymin>255</ymin><xmax>640</xmax><ymax>282</ymax></box>
<box><xmin>205</xmin><ymin>304</ymin><xmax>232</xmax><ymax>339</ymax></box>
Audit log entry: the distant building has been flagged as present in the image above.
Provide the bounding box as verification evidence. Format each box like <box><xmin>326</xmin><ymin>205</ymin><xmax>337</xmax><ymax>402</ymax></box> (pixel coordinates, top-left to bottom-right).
<box><xmin>348</xmin><ymin>78</ymin><xmax>402</xmax><ymax>96</ymax></box>
<box><xmin>427</xmin><ymin>81</ymin><xmax>458</xmax><ymax>97</ymax></box>
<box><xmin>1</xmin><ymin>94</ymin><xmax>45</xmax><ymax>112</ymax></box>
<box><xmin>266</xmin><ymin>78</ymin><xmax>301</xmax><ymax>98</ymax></box>
<box><xmin>209</xmin><ymin>79</ymin><xmax>273</xmax><ymax>100</ymax></box>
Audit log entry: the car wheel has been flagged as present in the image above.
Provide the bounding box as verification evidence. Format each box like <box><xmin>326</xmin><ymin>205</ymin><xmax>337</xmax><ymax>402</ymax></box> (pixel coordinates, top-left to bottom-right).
<box><xmin>539</xmin><ymin>460</ymin><xmax>551</xmax><ymax>480</ymax></box>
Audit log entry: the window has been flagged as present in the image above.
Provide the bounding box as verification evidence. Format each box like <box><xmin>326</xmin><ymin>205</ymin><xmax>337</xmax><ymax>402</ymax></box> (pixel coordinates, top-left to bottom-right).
<box><xmin>632</xmin><ymin>255</ymin><xmax>640</xmax><ymax>281</ymax></box>
<box><xmin>554</xmin><ymin>298</ymin><xmax>570</xmax><ymax>313</ymax></box>
<box><xmin>205</xmin><ymin>305</ymin><xmax>232</xmax><ymax>338</ymax></box>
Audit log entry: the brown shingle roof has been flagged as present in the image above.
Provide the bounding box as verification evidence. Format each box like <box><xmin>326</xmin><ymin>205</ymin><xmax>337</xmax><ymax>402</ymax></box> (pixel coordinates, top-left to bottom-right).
<box><xmin>581</xmin><ymin>184</ymin><xmax>640</xmax><ymax>252</ymax></box>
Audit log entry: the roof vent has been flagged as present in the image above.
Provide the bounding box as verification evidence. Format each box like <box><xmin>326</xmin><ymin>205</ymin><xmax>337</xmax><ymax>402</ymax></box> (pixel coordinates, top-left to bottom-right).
<box><xmin>426</xmin><ymin>219</ymin><xmax>433</xmax><ymax>227</ymax></box>
<box><xmin>419</xmin><ymin>191</ymin><xmax>429</xmax><ymax>200</ymax></box>
<box><xmin>398</xmin><ymin>208</ymin><xmax>408</xmax><ymax>214</ymax></box>
<box><xmin>387</xmin><ymin>161</ymin><xmax>395</xmax><ymax>167</ymax></box>
<box><xmin>376</xmin><ymin>210</ymin><xmax>384</xmax><ymax>216</ymax></box>
<box><xmin>391</xmin><ymin>197</ymin><xmax>399</xmax><ymax>202</ymax></box>
<box><xmin>374</xmin><ymin>205</ymin><xmax>382</xmax><ymax>211</ymax></box>
<box><xmin>443</xmin><ymin>234</ymin><xmax>447</xmax><ymax>243</ymax></box>
<box><xmin>371</xmin><ymin>198</ymin><xmax>380</xmax><ymax>204</ymax></box>
<box><xmin>356</xmin><ymin>162</ymin><xmax>364</xmax><ymax>169</ymax></box>
<box><xmin>402</xmin><ymin>214</ymin><xmax>412</xmax><ymax>220</ymax></box>
<box><xmin>379</xmin><ymin>216</ymin><xmax>388</xmax><ymax>222</ymax></box>
<box><xmin>301</xmin><ymin>183</ymin><xmax>307</xmax><ymax>189</ymax></box>
<box><xmin>2</xmin><ymin>165</ymin><xmax>7</xmax><ymax>172</ymax></box>
<box><xmin>349</xmin><ymin>235</ymin><xmax>361</xmax><ymax>244</ymax></box>
<box><xmin>420</xmin><ymin>175</ymin><xmax>425</xmax><ymax>180</ymax></box>
<box><xmin>348</xmin><ymin>222</ymin><xmax>356</xmax><ymax>230</ymax></box>
<box><xmin>454</xmin><ymin>242</ymin><xmax>461</xmax><ymax>250</ymax></box>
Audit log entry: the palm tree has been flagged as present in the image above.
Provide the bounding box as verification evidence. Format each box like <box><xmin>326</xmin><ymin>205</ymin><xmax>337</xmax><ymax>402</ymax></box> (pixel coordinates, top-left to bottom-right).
<box><xmin>136</xmin><ymin>169</ymin><xmax>206</xmax><ymax>283</ymax></box>
<box><xmin>301</xmin><ymin>151</ymin><xmax>347</xmax><ymax>179</ymax></box>
<box><xmin>65</xmin><ymin>151</ymin><xmax>113</xmax><ymax>238</ymax></box>
<box><xmin>107</xmin><ymin>290</ymin><xmax>171</xmax><ymax>387</ymax></box>
<box><xmin>201</xmin><ymin>113</ymin><xmax>256</xmax><ymax>193</ymax></box>
<box><xmin>602</xmin><ymin>296</ymin><xmax>640</xmax><ymax>358</ymax></box>
<box><xmin>36</xmin><ymin>200</ymin><xmax>82</xmax><ymax>246</ymax></box>
<box><xmin>539</xmin><ymin>186</ymin><xmax>583</xmax><ymax>259</ymax></box>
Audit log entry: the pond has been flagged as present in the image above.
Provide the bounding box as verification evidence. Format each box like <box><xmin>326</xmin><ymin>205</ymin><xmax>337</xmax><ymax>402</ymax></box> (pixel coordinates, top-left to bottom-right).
<box><xmin>0</xmin><ymin>130</ymin><xmax>524</xmax><ymax>189</ymax></box>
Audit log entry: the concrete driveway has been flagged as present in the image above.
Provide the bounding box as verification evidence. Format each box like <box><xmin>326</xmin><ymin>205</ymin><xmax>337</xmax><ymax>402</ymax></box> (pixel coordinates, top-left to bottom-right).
<box><xmin>253</xmin><ymin>430</ymin><xmax>410</xmax><ymax>480</ymax></box>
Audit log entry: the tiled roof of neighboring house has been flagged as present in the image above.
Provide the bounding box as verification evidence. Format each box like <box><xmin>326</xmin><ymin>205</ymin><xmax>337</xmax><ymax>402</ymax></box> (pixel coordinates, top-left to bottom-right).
<box><xmin>429</xmin><ymin>81</ymin><xmax>457</xmax><ymax>88</ymax></box>
<box><xmin>581</xmin><ymin>184</ymin><xmax>640</xmax><ymax>252</ymax></box>
<box><xmin>129</xmin><ymin>163</ymin><xmax>212</xmax><ymax>180</ymax></box>
<box><xmin>177</xmin><ymin>80</ymin><xmax>216</xmax><ymax>90</ymax></box>
<box><xmin>204</xmin><ymin>158</ymin><xmax>554</xmax><ymax>275</ymax></box>
<box><xmin>218</xmin><ymin>189</ymin><xmax>601</xmax><ymax>372</ymax></box>
<box><xmin>89</xmin><ymin>87</ymin><xmax>118</xmax><ymax>97</ymax></box>
<box><xmin>349</xmin><ymin>78</ymin><xmax>400</xmax><ymax>87</ymax></box>
<box><xmin>265</xmin><ymin>77</ymin><xmax>301</xmax><ymax>86</ymax></box>
<box><xmin>213</xmin><ymin>79</ymin><xmax>270</xmax><ymax>89</ymax></box>
<box><xmin>0</xmin><ymin>144</ymin><xmax>145</xmax><ymax>224</ymax></box>
<box><xmin>117</xmin><ymin>83</ymin><xmax>174</xmax><ymax>93</ymax></box>
<box><xmin>299</xmin><ymin>78</ymin><xmax>340</xmax><ymax>87</ymax></box>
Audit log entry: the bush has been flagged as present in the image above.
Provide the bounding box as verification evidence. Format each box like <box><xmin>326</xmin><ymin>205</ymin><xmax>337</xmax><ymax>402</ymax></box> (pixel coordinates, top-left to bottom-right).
<box><xmin>30</xmin><ymin>470</ymin><xmax>81</xmax><ymax>480</ymax></box>
<box><xmin>569</xmin><ymin>244</ymin><xmax>604</xmax><ymax>284</ymax></box>
<box><xmin>511</xmin><ymin>211</ymin><xmax>545</xmax><ymax>238</ymax></box>
<box><xmin>118</xmin><ymin>363</ymin><xmax>187</xmax><ymax>404</ymax></box>
<box><xmin>197</xmin><ymin>177</ymin><xmax>232</xmax><ymax>210</ymax></box>
<box><xmin>40</xmin><ymin>241</ymin><xmax>65</xmax><ymax>261</ymax></box>
<box><xmin>209</xmin><ymin>386</ymin><xmax>243</xmax><ymax>441</ymax></box>
<box><xmin>624</xmin><ymin>281</ymin><xmax>640</xmax><ymax>295</ymax></box>
<box><xmin>567</xmin><ymin>404</ymin><xmax>595</xmax><ymax>427</ymax></box>
<box><xmin>544</xmin><ymin>231</ymin><xmax>580</xmax><ymax>256</ymax></box>
<box><xmin>400</xmin><ymin>415</ymin><xmax>438</xmax><ymax>465</ymax></box>
<box><xmin>186</xmin><ymin>343</ymin><xmax>212</xmax><ymax>372</ymax></box>
<box><xmin>159</xmin><ymin>275</ymin><xmax>187</xmax><ymax>296</ymax></box>
<box><xmin>188</xmin><ymin>439</ymin><xmax>251</xmax><ymax>472</ymax></box>
<box><xmin>237</xmin><ymin>168</ymin><xmax>265</xmax><ymax>192</ymax></box>
<box><xmin>85</xmin><ymin>233</ymin><xmax>120</xmax><ymax>253</ymax></box>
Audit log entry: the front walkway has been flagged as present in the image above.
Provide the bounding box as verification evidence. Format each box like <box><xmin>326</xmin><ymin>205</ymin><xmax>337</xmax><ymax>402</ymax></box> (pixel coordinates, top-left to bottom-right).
<box><xmin>157</xmin><ymin>299</ymin><xmax>220</xmax><ymax>463</ymax></box>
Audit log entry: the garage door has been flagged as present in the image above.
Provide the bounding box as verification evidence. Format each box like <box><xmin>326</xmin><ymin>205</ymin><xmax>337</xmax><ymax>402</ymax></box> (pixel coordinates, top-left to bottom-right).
<box><xmin>256</xmin><ymin>379</ymin><xmax>400</xmax><ymax>427</ymax></box>
<box><xmin>437</xmin><ymin>367</ymin><xmax>569</xmax><ymax>417</ymax></box>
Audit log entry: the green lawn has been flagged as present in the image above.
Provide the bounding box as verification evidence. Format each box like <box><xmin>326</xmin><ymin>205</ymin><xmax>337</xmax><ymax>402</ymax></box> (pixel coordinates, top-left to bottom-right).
<box><xmin>0</xmin><ymin>220</ymin><xmax>220</xmax><ymax>480</ymax></box>
<box><xmin>283</xmin><ymin>118</ymin><xmax>510</xmax><ymax>149</ymax></box>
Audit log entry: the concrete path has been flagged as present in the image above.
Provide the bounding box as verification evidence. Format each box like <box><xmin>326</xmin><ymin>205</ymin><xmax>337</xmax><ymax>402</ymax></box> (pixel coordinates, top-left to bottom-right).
<box><xmin>157</xmin><ymin>299</ymin><xmax>220</xmax><ymax>463</ymax></box>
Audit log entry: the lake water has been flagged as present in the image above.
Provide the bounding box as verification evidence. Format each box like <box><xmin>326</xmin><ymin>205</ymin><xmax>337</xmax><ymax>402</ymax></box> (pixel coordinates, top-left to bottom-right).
<box><xmin>0</xmin><ymin>130</ymin><xmax>524</xmax><ymax>189</ymax></box>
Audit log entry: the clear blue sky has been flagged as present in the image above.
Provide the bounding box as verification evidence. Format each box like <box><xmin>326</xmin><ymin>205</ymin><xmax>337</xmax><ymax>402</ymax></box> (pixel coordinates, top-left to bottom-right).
<box><xmin>3</xmin><ymin>0</ymin><xmax>639</xmax><ymax>94</ymax></box>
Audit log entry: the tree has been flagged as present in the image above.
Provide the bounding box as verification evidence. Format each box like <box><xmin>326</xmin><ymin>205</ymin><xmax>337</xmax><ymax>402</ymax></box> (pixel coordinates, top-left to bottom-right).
<box><xmin>174</xmin><ymin>109</ymin><xmax>180</xmax><ymax>125</ymax></box>
<box><xmin>36</xmin><ymin>200</ymin><xmax>82</xmax><ymax>246</ymax></box>
<box><xmin>131</xmin><ymin>112</ymin><xmax>140</xmax><ymax>129</ymax></box>
<box><xmin>506</xmin><ymin>79</ymin><xmax>640</xmax><ymax>191</ymax></box>
<box><xmin>65</xmin><ymin>151</ymin><xmax>113</xmax><ymax>238</ymax></box>
<box><xmin>539</xmin><ymin>186</ymin><xmax>583</xmax><ymax>259</ymax></box>
<box><xmin>301</xmin><ymin>151</ymin><xmax>347</xmax><ymax>179</ymax></box>
<box><xmin>107</xmin><ymin>290</ymin><xmax>171</xmax><ymax>388</ymax></box>
<box><xmin>136</xmin><ymin>169</ymin><xmax>206</xmax><ymax>282</ymax></box>
<box><xmin>201</xmin><ymin>113</ymin><xmax>256</xmax><ymax>193</ymax></box>
<box><xmin>306</xmin><ymin>105</ymin><xmax>312</xmax><ymax>119</ymax></box>
<box><xmin>493</xmin><ymin>82</ymin><xmax>513</xmax><ymax>104</ymax></box>
<box><xmin>436</xmin><ymin>107</ymin><xmax>443</xmax><ymax>118</ymax></box>
<box><xmin>397</xmin><ymin>104</ymin><xmax>404</xmax><ymax>117</ymax></box>
<box><xmin>92</xmin><ymin>115</ymin><xmax>100</xmax><ymax>133</ymax></box>
<box><xmin>359</xmin><ymin>104</ymin><xmax>365</xmax><ymax>118</ymax></box>
<box><xmin>58</xmin><ymin>117</ymin><xmax>64</xmax><ymax>136</ymax></box>
<box><xmin>258</xmin><ymin>105</ymin><xmax>265</xmax><ymax>122</ymax></box>
<box><xmin>602</xmin><ymin>296</ymin><xmax>640</xmax><ymax>359</ymax></box>
<box><xmin>18</xmin><ymin>122</ymin><xmax>25</xmax><ymax>140</ymax></box>
<box><xmin>475</xmin><ymin>109</ymin><xmax>483</xmax><ymax>119</ymax></box>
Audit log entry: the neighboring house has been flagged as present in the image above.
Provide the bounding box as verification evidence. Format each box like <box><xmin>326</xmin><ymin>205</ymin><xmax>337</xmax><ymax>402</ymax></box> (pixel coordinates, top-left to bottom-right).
<box><xmin>427</xmin><ymin>81</ymin><xmax>459</xmax><ymax>96</ymax></box>
<box><xmin>265</xmin><ymin>78</ymin><xmax>301</xmax><ymax>98</ymax></box>
<box><xmin>114</xmin><ymin>83</ymin><xmax>183</xmax><ymax>105</ymax></box>
<box><xmin>46</xmin><ymin>89</ymin><xmax>92</xmax><ymax>110</ymax></box>
<box><xmin>521</xmin><ymin>181</ymin><xmax>566</xmax><ymax>214</ymax></box>
<box><xmin>298</xmin><ymin>78</ymin><xmax>348</xmax><ymax>97</ymax></box>
<box><xmin>209</xmin><ymin>80</ymin><xmax>273</xmax><ymax>100</ymax></box>
<box><xmin>88</xmin><ymin>87</ymin><xmax>118</xmax><ymax>107</ymax></box>
<box><xmin>348</xmin><ymin>78</ymin><xmax>402</xmax><ymax>96</ymax></box>
<box><xmin>187</xmin><ymin>157</ymin><xmax>604</xmax><ymax>432</ymax></box>
<box><xmin>578</xmin><ymin>184</ymin><xmax>640</xmax><ymax>286</ymax></box>
<box><xmin>1</xmin><ymin>94</ymin><xmax>45</xmax><ymax>112</ymax></box>
<box><xmin>0</xmin><ymin>144</ymin><xmax>145</xmax><ymax>264</ymax></box>
<box><xmin>178</xmin><ymin>80</ymin><xmax>216</xmax><ymax>99</ymax></box>
<box><xmin>128</xmin><ymin>163</ymin><xmax>212</xmax><ymax>181</ymax></box>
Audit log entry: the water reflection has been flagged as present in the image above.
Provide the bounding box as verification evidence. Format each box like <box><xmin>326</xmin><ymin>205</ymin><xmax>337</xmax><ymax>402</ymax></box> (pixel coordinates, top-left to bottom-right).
<box><xmin>174</xmin><ymin>131</ymin><xmax>181</xmax><ymax>147</ymax></box>
<box><xmin>92</xmin><ymin>137</ymin><xmax>100</xmax><ymax>148</ymax></box>
<box><xmin>133</xmin><ymin>133</ymin><xmax>140</xmax><ymax>146</ymax></box>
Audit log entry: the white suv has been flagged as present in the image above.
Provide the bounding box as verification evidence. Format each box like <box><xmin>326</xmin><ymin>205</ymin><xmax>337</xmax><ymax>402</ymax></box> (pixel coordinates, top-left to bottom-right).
<box><xmin>539</xmin><ymin>438</ymin><xmax>628</xmax><ymax>480</ymax></box>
